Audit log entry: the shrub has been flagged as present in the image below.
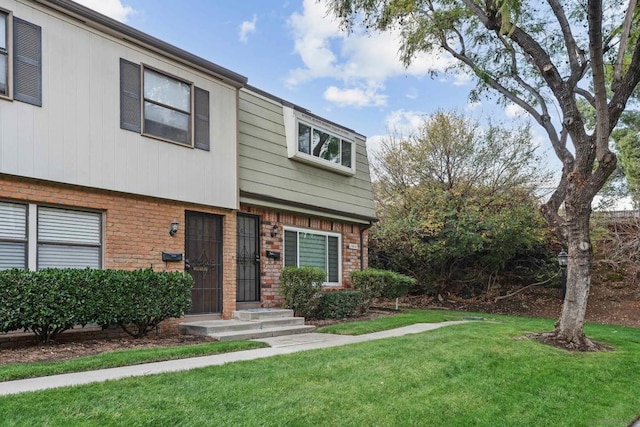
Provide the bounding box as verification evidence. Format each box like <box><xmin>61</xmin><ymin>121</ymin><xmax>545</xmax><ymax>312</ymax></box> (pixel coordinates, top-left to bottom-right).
<box><xmin>315</xmin><ymin>291</ymin><xmax>364</xmax><ymax>319</ymax></box>
<box><xmin>96</xmin><ymin>269</ymin><xmax>193</xmax><ymax>338</ymax></box>
<box><xmin>279</xmin><ymin>267</ymin><xmax>325</xmax><ymax>317</ymax></box>
<box><xmin>0</xmin><ymin>269</ymin><xmax>34</xmax><ymax>335</ymax></box>
<box><xmin>0</xmin><ymin>268</ymin><xmax>193</xmax><ymax>342</ymax></box>
<box><xmin>351</xmin><ymin>269</ymin><xmax>416</xmax><ymax>311</ymax></box>
<box><xmin>0</xmin><ymin>268</ymin><xmax>95</xmax><ymax>343</ymax></box>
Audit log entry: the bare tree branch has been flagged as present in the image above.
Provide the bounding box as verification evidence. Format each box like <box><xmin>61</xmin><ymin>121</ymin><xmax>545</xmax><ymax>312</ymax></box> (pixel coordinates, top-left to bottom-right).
<box><xmin>547</xmin><ymin>0</ymin><xmax>583</xmax><ymax>83</ymax></box>
<box><xmin>613</xmin><ymin>0</ymin><xmax>638</xmax><ymax>90</ymax></box>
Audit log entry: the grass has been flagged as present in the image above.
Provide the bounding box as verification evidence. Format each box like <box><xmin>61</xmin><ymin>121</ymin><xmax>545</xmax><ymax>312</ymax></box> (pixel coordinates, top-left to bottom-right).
<box><xmin>317</xmin><ymin>308</ymin><xmax>498</xmax><ymax>335</ymax></box>
<box><xmin>1</xmin><ymin>310</ymin><xmax>639</xmax><ymax>426</ymax></box>
<box><xmin>0</xmin><ymin>340</ymin><xmax>268</xmax><ymax>382</ymax></box>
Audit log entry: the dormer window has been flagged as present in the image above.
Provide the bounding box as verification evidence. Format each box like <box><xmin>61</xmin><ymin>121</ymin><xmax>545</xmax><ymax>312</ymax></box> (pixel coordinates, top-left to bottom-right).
<box><xmin>297</xmin><ymin>122</ymin><xmax>352</xmax><ymax>168</ymax></box>
<box><xmin>284</xmin><ymin>106</ymin><xmax>356</xmax><ymax>175</ymax></box>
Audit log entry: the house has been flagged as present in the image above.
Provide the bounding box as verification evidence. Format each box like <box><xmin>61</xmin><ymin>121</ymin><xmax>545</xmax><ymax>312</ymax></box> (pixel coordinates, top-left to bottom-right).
<box><xmin>0</xmin><ymin>0</ymin><xmax>376</xmax><ymax>321</ymax></box>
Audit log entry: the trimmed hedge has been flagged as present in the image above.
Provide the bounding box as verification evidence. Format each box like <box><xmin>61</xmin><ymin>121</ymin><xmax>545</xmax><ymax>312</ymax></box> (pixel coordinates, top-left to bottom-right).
<box><xmin>279</xmin><ymin>267</ymin><xmax>325</xmax><ymax>317</ymax></box>
<box><xmin>316</xmin><ymin>291</ymin><xmax>364</xmax><ymax>319</ymax></box>
<box><xmin>0</xmin><ymin>268</ymin><xmax>193</xmax><ymax>343</ymax></box>
<box><xmin>351</xmin><ymin>268</ymin><xmax>416</xmax><ymax>311</ymax></box>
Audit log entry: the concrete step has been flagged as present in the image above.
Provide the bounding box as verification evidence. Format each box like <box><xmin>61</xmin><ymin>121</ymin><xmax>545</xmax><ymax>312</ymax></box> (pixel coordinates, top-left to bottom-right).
<box><xmin>178</xmin><ymin>320</ymin><xmax>261</xmax><ymax>336</ymax></box>
<box><xmin>233</xmin><ymin>309</ymin><xmax>294</xmax><ymax>320</ymax></box>
<box><xmin>258</xmin><ymin>317</ymin><xmax>306</xmax><ymax>328</ymax></box>
<box><xmin>179</xmin><ymin>316</ymin><xmax>307</xmax><ymax>337</ymax></box>
<box><xmin>211</xmin><ymin>325</ymin><xmax>316</xmax><ymax>341</ymax></box>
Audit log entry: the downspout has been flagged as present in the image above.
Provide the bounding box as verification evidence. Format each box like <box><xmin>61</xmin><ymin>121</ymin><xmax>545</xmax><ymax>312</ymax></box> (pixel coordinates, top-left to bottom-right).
<box><xmin>359</xmin><ymin>221</ymin><xmax>375</xmax><ymax>271</ymax></box>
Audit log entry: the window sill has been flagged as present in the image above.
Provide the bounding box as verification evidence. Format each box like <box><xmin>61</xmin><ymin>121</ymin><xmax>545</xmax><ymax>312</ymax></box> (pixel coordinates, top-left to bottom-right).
<box><xmin>289</xmin><ymin>151</ymin><xmax>355</xmax><ymax>176</ymax></box>
<box><xmin>140</xmin><ymin>131</ymin><xmax>194</xmax><ymax>149</ymax></box>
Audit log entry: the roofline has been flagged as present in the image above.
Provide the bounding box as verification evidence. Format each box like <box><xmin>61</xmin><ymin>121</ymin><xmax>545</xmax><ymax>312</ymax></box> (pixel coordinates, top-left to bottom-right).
<box><xmin>243</xmin><ymin>84</ymin><xmax>366</xmax><ymax>139</ymax></box>
<box><xmin>34</xmin><ymin>0</ymin><xmax>248</xmax><ymax>88</ymax></box>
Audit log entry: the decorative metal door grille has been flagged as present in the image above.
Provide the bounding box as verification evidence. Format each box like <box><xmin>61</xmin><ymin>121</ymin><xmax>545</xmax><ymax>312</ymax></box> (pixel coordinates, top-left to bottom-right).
<box><xmin>185</xmin><ymin>211</ymin><xmax>223</xmax><ymax>314</ymax></box>
<box><xmin>236</xmin><ymin>214</ymin><xmax>260</xmax><ymax>302</ymax></box>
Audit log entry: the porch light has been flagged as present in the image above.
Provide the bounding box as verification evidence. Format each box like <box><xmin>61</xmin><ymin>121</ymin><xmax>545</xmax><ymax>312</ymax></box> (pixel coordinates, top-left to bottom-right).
<box><xmin>270</xmin><ymin>224</ymin><xmax>279</xmax><ymax>238</ymax></box>
<box><xmin>169</xmin><ymin>220</ymin><xmax>179</xmax><ymax>237</ymax></box>
<box><xmin>557</xmin><ymin>250</ymin><xmax>568</xmax><ymax>268</ymax></box>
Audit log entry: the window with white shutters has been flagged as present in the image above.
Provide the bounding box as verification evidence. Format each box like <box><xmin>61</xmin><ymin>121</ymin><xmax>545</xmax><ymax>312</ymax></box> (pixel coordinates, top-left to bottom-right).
<box><xmin>0</xmin><ymin>202</ymin><xmax>27</xmax><ymax>270</ymax></box>
<box><xmin>283</xmin><ymin>227</ymin><xmax>341</xmax><ymax>285</ymax></box>
<box><xmin>37</xmin><ymin>207</ymin><xmax>101</xmax><ymax>269</ymax></box>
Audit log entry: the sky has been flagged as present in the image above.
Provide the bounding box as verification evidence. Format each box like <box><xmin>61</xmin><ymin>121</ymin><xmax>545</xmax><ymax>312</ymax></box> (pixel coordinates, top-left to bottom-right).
<box><xmin>72</xmin><ymin>0</ymin><xmax>531</xmax><ymax>158</ymax></box>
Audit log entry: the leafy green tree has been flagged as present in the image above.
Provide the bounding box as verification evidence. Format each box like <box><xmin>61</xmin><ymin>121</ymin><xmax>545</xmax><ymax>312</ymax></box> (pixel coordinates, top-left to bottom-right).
<box><xmin>370</xmin><ymin>112</ymin><xmax>551</xmax><ymax>297</ymax></box>
<box><xmin>613</xmin><ymin>111</ymin><xmax>640</xmax><ymax>207</ymax></box>
<box><xmin>328</xmin><ymin>0</ymin><xmax>640</xmax><ymax>350</ymax></box>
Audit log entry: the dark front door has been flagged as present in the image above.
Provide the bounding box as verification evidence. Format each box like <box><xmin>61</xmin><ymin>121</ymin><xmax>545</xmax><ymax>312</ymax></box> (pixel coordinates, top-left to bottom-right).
<box><xmin>236</xmin><ymin>213</ymin><xmax>261</xmax><ymax>303</ymax></box>
<box><xmin>185</xmin><ymin>211</ymin><xmax>223</xmax><ymax>314</ymax></box>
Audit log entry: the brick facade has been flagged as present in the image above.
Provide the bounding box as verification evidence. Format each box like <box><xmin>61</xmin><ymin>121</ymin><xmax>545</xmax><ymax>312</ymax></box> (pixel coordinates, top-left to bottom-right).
<box><xmin>240</xmin><ymin>204</ymin><xmax>369</xmax><ymax>308</ymax></box>
<box><xmin>0</xmin><ymin>174</ymin><xmax>237</xmax><ymax>317</ymax></box>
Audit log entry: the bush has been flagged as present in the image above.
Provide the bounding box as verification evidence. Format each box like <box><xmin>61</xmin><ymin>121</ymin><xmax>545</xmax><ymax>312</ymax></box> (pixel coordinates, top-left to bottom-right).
<box><xmin>0</xmin><ymin>268</ymin><xmax>193</xmax><ymax>342</ymax></box>
<box><xmin>0</xmin><ymin>269</ymin><xmax>95</xmax><ymax>343</ymax></box>
<box><xmin>0</xmin><ymin>269</ymin><xmax>30</xmax><ymax>334</ymax></box>
<box><xmin>351</xmin><ymin>269</ymin><xmax>416</xmax><ymax>311</ymax></box>
<box><xmin>315</xmin><ymin>291</ymin><xmax>364</xmax><ymax>319</ymax></box>
<box><xmin>279</xmin><ymin>267</ymin><xmax>325</xmax><ymax>317</ymax></box>
<box><xmin>94</xmin><ymin>268</ymin><xmax>193</xmax><ymax>338</ymax></box>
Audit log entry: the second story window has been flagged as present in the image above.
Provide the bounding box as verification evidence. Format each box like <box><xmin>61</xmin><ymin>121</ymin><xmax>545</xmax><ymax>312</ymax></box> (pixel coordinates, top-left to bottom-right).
<box><xmin>0</xmin><ymin>9</ymin><xmax>42</xmax><ymax>105</ymax></box>
<box><xmin>284</xmin><ymin>106</ymin><xmax>356</xmax><ymax>175</ymax></box>
<box><xmin>298</xmin><ymin>123</ymin><xmax>353</xmax><ymax>168</ymax></box>
<box><xmin>0</xmin><ymin>11</ymin><xmax>7</xmax><ymax>97</ymax></box>
<box><xmin>143</xmin><ymin>68</ymin><xmax>191</xmax><ymax>146</ymax></box>
<box><xmin>120</xmin><ymin>59</ymin><xmax>210</xmax><ymax>151</ymax></box>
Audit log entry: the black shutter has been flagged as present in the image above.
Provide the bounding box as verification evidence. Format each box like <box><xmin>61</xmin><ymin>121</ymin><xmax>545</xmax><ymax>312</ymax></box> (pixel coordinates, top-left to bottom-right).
<box><xmin>194</xmin><ymin>86</ymin><xmax>210</xmax><ymax>150</ymax></box>
<box><xmin>119</xmin><ymin>58</ymin><xmax>141</xmax><ymax>132</ymax></box>
<box><xmin>13</xmin><ymin>17</ymin><xmax>42</xmax><ymax>106</ymax></box>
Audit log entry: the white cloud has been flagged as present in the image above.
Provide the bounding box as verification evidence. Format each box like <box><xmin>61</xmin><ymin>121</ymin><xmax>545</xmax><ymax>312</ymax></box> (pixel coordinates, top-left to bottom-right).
<box><xmin>239</xmin><ymin>14</ymin><xmax>258</xmax><ymax>43</ymax></box>
<box><xmin>364</xmin><ymin>111</ymin><xmax>427</xmax><ymax>158</ymax></box>
<box><xmin>466</xmin><ymin>100</ymin><xmax>482</xmax><ymax>110</ymax></box>
<box><xmin>365</xmin><ymin>134</ymin><xmax>386</xmax><ymax>157</ymax></box>
<box><xmin>286</xmin><ymin>0</ymin><xmax>457</xmax><ymax>106</ymax></box>
<box><xmin>324</xmin><ymin>86</ymin><xmax>387</xmax><ymax>107</ymax></box>
<box><xmin>384</xmin><ymin>109</ymin><xmax>427</xmax><ymax>136</ymax></box>
<box><xmin>72</xmin><ymin>0</ymin><xmax>134</xmax><ymax>22</ymax></box>
<box><xmin>505</xmin><ymin>103</ymin><xmax>526</xmax><ymax>118</ymax></box>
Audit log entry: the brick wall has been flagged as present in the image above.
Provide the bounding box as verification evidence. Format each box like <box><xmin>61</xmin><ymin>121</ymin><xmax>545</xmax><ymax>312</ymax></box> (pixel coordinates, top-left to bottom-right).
<box><xmin>240</xmin><ymin>204</ymin><xmax>369</xmax><ymax>308</ymax></box>
<box><xmin>0</xmin><ymin>174</ymin><xmax>238</xmax><ymax>317</ymax></box>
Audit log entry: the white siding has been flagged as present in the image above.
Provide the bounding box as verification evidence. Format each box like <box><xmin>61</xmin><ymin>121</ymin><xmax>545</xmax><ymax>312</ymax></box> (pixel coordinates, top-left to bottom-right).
<box><xmin>0</xmin><ymin>0</ymin><xmax>238</xmax><ymax>209</ymax></box>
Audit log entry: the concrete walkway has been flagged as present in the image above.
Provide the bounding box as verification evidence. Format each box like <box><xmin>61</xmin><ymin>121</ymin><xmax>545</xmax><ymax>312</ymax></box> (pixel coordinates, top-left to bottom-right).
<box><xmin>0</xmin><ymin>321</ymin><xmax>469</xmax><ymax>396</ymax></box>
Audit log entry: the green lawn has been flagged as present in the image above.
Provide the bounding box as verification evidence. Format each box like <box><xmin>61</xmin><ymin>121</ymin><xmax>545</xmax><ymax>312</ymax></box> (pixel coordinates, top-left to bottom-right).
<box><xmin>0</xmin><ymin>341</ymin><xmax>268</xmax><ymax>382</ymax></box>
<box><xmin>1</xmin><ymin>310</ymin><xmax>639</xmax><ymax>426</ymax></box>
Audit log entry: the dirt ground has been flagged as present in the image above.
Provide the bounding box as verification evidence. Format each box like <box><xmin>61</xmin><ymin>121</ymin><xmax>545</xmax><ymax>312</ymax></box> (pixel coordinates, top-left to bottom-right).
<box><xmin>393</xmin><ymin>277</ymin><xmax>640</xmax><ymax>328</ymax></box>
<box><xmin>1</xmin><ymin>274</ymin><xmax>638</xmax><ymax>365</ymax></box>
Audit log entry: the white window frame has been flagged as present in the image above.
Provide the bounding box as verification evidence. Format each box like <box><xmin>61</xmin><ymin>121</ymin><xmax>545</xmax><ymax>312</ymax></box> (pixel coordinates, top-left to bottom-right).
<box><xmin>142</xmin><ymin>64</ymin><xmax>194</xmax><ymax>147</ymax></box>
<box><xmin>0</xmin><ymin>8</ymin><xmax>13</xmax><ymax>101</ymax></box>
<box><xmin>283</xmin><ymin>226</ymin><xmax>342</xmax><ymax>286</ymax></box>
<box><xmin>283</xmin><ymin>106</ymin><xmax>356</xmax><ymax>176</ymax></box>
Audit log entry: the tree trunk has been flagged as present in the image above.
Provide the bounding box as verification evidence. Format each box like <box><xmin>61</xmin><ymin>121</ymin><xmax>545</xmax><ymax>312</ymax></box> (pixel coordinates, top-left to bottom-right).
<box><xmin>553</xmin><ymin>198</ymin><xmax>597</xmax><ymax>350</ymax></box>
